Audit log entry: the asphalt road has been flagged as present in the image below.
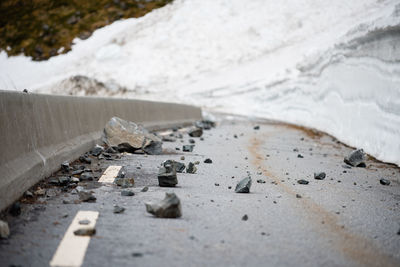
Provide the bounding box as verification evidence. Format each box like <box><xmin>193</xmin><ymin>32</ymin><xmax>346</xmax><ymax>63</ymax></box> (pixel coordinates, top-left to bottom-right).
<box><xmin>1</xmin><ymin>115</ymin><xmax>399</xmax><ymax>267</ymax></box>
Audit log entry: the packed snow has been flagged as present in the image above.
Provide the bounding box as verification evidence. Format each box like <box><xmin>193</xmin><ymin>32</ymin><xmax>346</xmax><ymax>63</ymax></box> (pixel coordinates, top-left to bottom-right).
<box><xmin>1</xmin><ymin>0</ymin><xmax>399</xmax><ymax>165</ymax></box>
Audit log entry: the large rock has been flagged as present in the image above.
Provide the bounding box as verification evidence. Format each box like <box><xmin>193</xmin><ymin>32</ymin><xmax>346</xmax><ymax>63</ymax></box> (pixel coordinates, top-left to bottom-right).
<box><xmin>145</xmin><ymin>193</ymin><xmax>182</xmax><ymax>218</ymax></box>
<box><xmin>235</xmin><ymin>177</ymin><xmax>252</xmax><ymax>193</ymax></box>
<box><xmin>103</xmin><ymin>117</ymin><xmax>162</xmax><ymax>155</ymax></box>
<box><xmin>344</xmin><ymin>149</ymin><xmax>366</xmax><ymax>167</ymax></box>
<box><xmin>0</xmin><ymin>220</ymin><xmax>10</xmax><ymax>239</ymax></box>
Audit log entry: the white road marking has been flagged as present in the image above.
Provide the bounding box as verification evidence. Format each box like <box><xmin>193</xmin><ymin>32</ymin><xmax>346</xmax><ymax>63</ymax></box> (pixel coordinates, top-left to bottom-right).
<box><xmin>98</xmin><ymin>165</ymin><xmax>122</xmax><ymax>183</ymax></box>
<box><xmin>50</xmin><ymin>210</ymin><xmax>99</xmax><ymax>267</ymax></box>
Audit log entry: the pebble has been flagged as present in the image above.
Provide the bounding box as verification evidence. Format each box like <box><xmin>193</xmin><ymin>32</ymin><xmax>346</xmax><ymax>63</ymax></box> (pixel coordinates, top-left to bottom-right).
<box><xmin>379</xmin><ymin>178</ymin><xmax>390</xmax><ymax>186</ymax></box>
<box><xmin>186</xmin><ymin>162</ymin><xmax>197</xmax><ymax>174</ymax></box>
<box><xmin>183</xmin><ymin>145</ymin><xmax>195</xmax><ymax>152</ymax></box>
<box><xmin>256</xmin><ymin>179</ymin><xmax>266</xmax><ymax>184</ymax></box>
<box><xmin>296</xmin><ymin>194</ymin><xmax>302</xmax><ymax>198</ymax></box>
<box><xmin>297</xmin><ymin>154</ymin><xmax>304</xmax><ymax>158</ymax></box>
<box><xmin>121</xmin><ymin>190</ymin><xmax>135</xmax><ymax>196</ymax></box>
<box><xmin>0</xmin><ymin>220</ymin><xmax>10</xmax><ymax>239</ymax></box>
<box><xmin>189</xmin><ymin>139</ymin><xmax>195</xmax><ymax>144</ymax></box>
<box><xmin>74</xmin><ymin>227</ymin><xmax>96</xmax><ymax>236</ymax></box>
<box><xmin>314</xmin><ymin>172</ymin><xmax>326</xmax><ymax>180</ymax></box>
<box><xmin>242</xmin><ymin>214</ymin><xmax>249</xmax><ymax>221</ymax></box>
<box><xmin>253</xmin><ymin>125</ymin><xmax>260</xmax><ymax>130</ymax></box>
<box><xmin>204</xmin><ymin>158</ymin><xmax>212</xmax><ymax>164</ymax></box>
<box><xmin>141</xmin><ymin>186</ymin><xmax>149</xmax><ymax>192</ymax></box>
<box><xmin>344</xmin><ymin>149</ymin><xmax>366</xmax><ymax>167</ymax></box>
<box><xmin>78</xmin><ymin>191</ymin><xmax>96</xmax><ymax>202</ymax></box>
<box><xmin>113</xmin><ymin>206</ymin><xmax>125</xmax><ymax>214</ymax></box>
<box><xmin>80</xmin><ymin>172</ymin><xmax>94</xmax><ymax>181</ymax></box>
<box><xmin>188</xmin><ymin>127</ymin><xmax>203</xmax><ymax>137</ymax></box>
<box><xmin>297</xmin><ymin>179</ymin><xmax>309</xmax><ymax>185</ymax></box>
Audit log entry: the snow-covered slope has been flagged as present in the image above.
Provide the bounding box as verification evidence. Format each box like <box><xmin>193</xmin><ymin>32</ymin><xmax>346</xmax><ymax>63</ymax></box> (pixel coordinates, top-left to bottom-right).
<box><xmin>1</xmin><ymin>0</ymin><xmax>399</xmax><ymax>165</ymax></box>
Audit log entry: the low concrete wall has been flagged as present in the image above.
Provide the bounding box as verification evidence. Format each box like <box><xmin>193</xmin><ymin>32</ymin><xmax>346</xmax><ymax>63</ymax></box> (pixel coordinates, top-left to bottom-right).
<box><xmin>0</xmin><ymin>91</ymin><xmax>202</xmax><ymax>211</ymax></box>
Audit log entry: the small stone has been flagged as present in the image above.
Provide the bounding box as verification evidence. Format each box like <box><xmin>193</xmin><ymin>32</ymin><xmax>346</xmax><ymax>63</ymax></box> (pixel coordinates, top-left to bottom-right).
<box><xmin>9</xmin><ymin>202</ymin><xmax>21</xmax><ymax>216</ymax></box>
<box><xmin>189</xmin><ymin>139</ymin><xmax>195</xmax><ymax>144</ymax></box>
<box><xmin>228</xmin><ymin>186</ymin><xmax>232</xmax><ymax>189</ymax></box>
<box><xmin>186</xmin><ymin>162</ymin><xmax>197</xmax><ymax>174</ymax></box>
<box><xmin>0</xmin><ymin>220</ymin><xmax>10</xmax><ymax>239</ymax></box>
<box><xmin>253</xmin><ymin>125</ymin><xmax>260</xmax><ymax>130</ymax></box>
<box><xmin>58</xmin><ymin>176</ymin><xmax>71</xmax><ymax>185</ymax></box>
<box><xmin>24</xmin><ymin>191</ymin><xmax>33</xmax><ymax>198</ymax></box>
<box><xmin>379</xmin><ymin>178</ymin><xmax>390</xmax><ymax>186</ymax></box>
<box><xmin>121</xmin><ymin>190</ymin><xmax>135</xmax><ymax>196</ymax></box>
<box><xmin>114</xmin><ymin>177</ymin><xmax>135</xmax><ymax>188</ymax></box>
<box><xmin>297</xmin><ymin>179</ymin><xmax>309</xmax><ymax>185</ymax></box>
<box><xmin>79</xmin><ymin>219</ymin><xmax>90</xmax><ymax>225</ymax></box>
<box><xmin>141</xmin><ymin>186</ymin><xmax>149</xmax><ymax>192</ymax></box>
<box><xmin>344</xmin><ymin>149</ymin><xmax>366</xmax><ymax>167</ymax></box>
<box><xmin>256</xmin><ymin>179</ymin><xmax>266</xmax><ymax>184</ymax></box>
<box><xmin>79</xmin><ymin>155</ymin><xmax>92</xmax><ymax>164</ymax></box>
<box><xmin>180</xmin><ymin>156</ymin><xmax>185</xmax><ymax>160</ymax></box>
<box><xmin>183</xmin><ymin>145</ymin><xmax>194</xmax><ymax>152</ymax></box>
<box><xmin>188</xmin><ymin>127</ymin><xmax>203</xmax><ymax>137</ymax></box>
<box><xmin>132</xmin><ymin>252</ymin><xmax>144</xmax><ymax>257</ymax></box>
<box><xmin>235</xmin><ymin>177</ymin><xmax>252</xmax><ymax>193</ymax></box>
<box><xmin>314</xmin><ymin>172</ymin><xmax>326</xmax><ymax>180</ymax></box>
<box><xmin>113</xmin><ymin>205</ymin><xmax>125</xmax><ymax>214</ymax></box>
<box><xmin>163</xmin><ymin>160</ymin><xmax>185</xmax><ymax>173</ymax></box>
<box><xmin>80</xmin><ymin>172</ymin><xmax>93</xmax><ymax>181</ymax></box>
<box><xmin>23</xmin><ymin>88</ymin><xmax>28</xmax><ymax>93</ymax></box>
<box><xmin>215</xmin><ymin>183</ymin><xmax>220</xmax><ymax>186</ymax></box>
<box><xmin>204</xmin><ymin>158</ymin><xmax>212</xmax><ymax>164</ymax></box>
<box><xmin>61</xmin><ymin>162</ymin><xmax>70</xmax><ymax>172</ymax></box>
<box><xmin>62</xmin><ymin>200</ymin><xmax>70</xmax><ymax>204</ymax></box>
<box><xmin>78</xmin><ymin>191</ymin><xmax>96</xmax><ymax>202</ymax></box>
<box><xmin>145</xmin><ymin>193</ymin><xmax>182</xmax><ymax>218</ymax></box>
<box><xmin>296</xmin><ymin>194</ymin><xmax>302</xmax><ymax>198</ymax></box>
<box><xmin>34</xmin><ymin>188</ymin><xmax>46</xmax><ymax>196</ymax></box>
<box><xmin>162</xmin><ymin>136</ymin><xmax>176</xmax><ymax>142</ymax></box>
<box><xmin>71</xmin><ymin>177</ymin><xmax>80</xmax><ymax>183</ymax></box>
<box><xmin>158</xmin><ymin>167</ymin><xmax>178</xmax><ymax>187</ymax></box>
<box><xmin>90</xmin><ymin>145</ymin><xmax>104</xmax><ymax>156</ymax></box>
<box><xmin>200</xmin><ymin>137</ymin><xmax>204</xmax><ymax>141</ymax></box>
<box><xmin>297</xmin><ymin>154</ymin><xmax>304</xmax><ymax>158</ymax></box>
<box><xmin>234</xmin><ymin>134</ymin><xmax>238</xmax><ymax>138</ymax></box>
<box><xmin>242</xmin><ymin>214</ymin><xmax>248</xmax><ymax>221</ymax></box>
<box><xmin>74</xmin><ymin>227</ymin><xmax>96</xmax><ymax>236</ymax></box>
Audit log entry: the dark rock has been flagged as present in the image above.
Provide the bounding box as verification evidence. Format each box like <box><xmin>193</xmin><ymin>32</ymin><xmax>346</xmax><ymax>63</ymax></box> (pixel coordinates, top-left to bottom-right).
<box><xmin>344</xmin><ymin>149</ymin><xmax>366</xmax><ymax>167</ymax></box>
<box><xmin>80</xmin><ymin>172</ymin><xmax>94</xmax><ymax>181</ymax></box>
<box><xmin>256</xmin><ymin>179</ymin><xmax>266</xmax><ymax>184</ymax></box>
<box><xmin>162</xmin><ymin>136</ymin><xmax>176</xmax><ymax>142</ymax></box>
<box><xmin>0</xmin><ymin>220</ymin><xmax>10</xmax><ymax>239</ymax></box>
<box><xmin>242</xmin><ymin>214</ymin><xmax>248</xmax><ymax>221</ymax></box>
<box><xmin>9</xmin><ymin>202</ymin><xmax>21</xmax><ymax>216</ymax></box>
<box><xmin>342</xmin><ymin>164</ymin><xmax>352</xmax><ymax>169</ymax></box>
<box><xmin>74</xmin><ymin>227</ymin><xmax>96</xmax><ymax>236</ymax></box>
<box><xmin>49</xmin><ymin>178</ymin><xmax>60</xmax><ymax>185</ymax></box>
<box><xmin>79</xmin><ymin>219</ymin><xmax>90</xmax><ymax>225</ymax></box>
<box><xmin>121</xmin><ymin>190</ymin><xmax>135</xmax><ymax>196</ymax></box>
<box><xmin>143</xmin><ymin>141</ymin><xmax>163</xmax><ymax>155</ymax></box>
<box><xmin>215</xmin><ymin>183</ymin><xmax>220</xmax><ymax>186</ymax></box>
<box><xmin>183</xmin><ymin>145</ymin><xmax>195</xmax><ymax>152</ymax></box>
<box><xmin>141</xmin><ymin>186</ymin><xmax>149</xmax><ymax>192</ymax></box>
<box><xmin>22</xmin><ymin>88</ymin><xmax>28</xmax><ymax>93</ymax></box>
<box><xmin>163</xmin><ymin>160</ymin><xmax>186</xmax><ymax>173</ymax></box>
<box><xmin>132</xmin><ymin>252</ymin><xmax>144</xmax><ymax>257</ymax></box>
<box><xmin>58</xmin><ymin>176</ymin><xmax>71</xmax><ymax>185</ymax></box>
<box><xmin>235</xmin><ymin>177</ymin><xmax>252</xmax><ymax>193</ymax></box>
<box><xmin>253</xmin><ymin>125</ymin><xmax>260</xmax><ymax>130</ymax></box>
<box><xmin>379</xmin><ymin>178</ymin><xmax>390</xmax><ymax>186</ymax></box>
<box><xmin>189</xmin><ymin>139</ymin><xmax>196</xmax><ymax>144</ymax></box>
<box><xmin>113</xmin><ymin>205</ymin><xmax>125</xmax><ymax>214</ymax></box>
<box><xmin>188</xmin><ymin>127</ymin><xmax>203</xmax><ymax>137</ymax></box>
<box><xmin>145</xmin><ymin>193</ymin><xmax>182</xmax><ymax>218</ymax></box>
<box><xmin>106</xmin><ymin>146</ymin><xmax>118</xmax><ymax>154</ymax></box>
<box><xmin>61</xmin><ymin>162</ymin><xmax>70</xmax><ymax>172</ymax></box>
<box><xmin>204</xmin><ymin>158</ymin><xmax>212</xmax><ymax>164</ymax></box>
<box><xmin>78</xmin><ymin>191</ymin><xmax>96</xmax><ymax>202</ymax></box>
<box><xmin>114</xmin><ymin>177</ymin><xmax>135</xmax><ymax>188</ymax></box>
<box><xmin>297</xmin><ymin>154</ymin><xmax>304</xmax><ymax>158</ymax></box>
<box><xmin>297</xmin><ymin>179</ymin><xmax>309</xmax><ymax>185</ymax></box>
<box><xmin>158</xmin><ymin>167</ymin><xmax>178</xmax><ymax>187</ymax></box>
<box><xmin>90</xmin><ymin>145</ymin><xmax>104</xmax><ymax>156</ymax></box>
<box><xmin>314</xmin><ymin>172</ymin><xmax>326</xmax><ymax>180</ymax></box>
<box><xmin>72</xmin><ymin>169</ymin><xmax>84</xmax><ymax>176</ymax></box>
<box><xmin>186</xmin><ymin>162</ymin><xmax>197</xmax><ymax>174</ymax></box>
<box><xmin>24</xmin><ymin>190</ymin><xmax>33</xmax><ymax>198</ymax></box>
<box><xmin>296</xmin><ymin>194</ymin><xmax>302</xmax><ymax>198</ymax></box>
<box><xmin>195</xmin><ymin>120</ymin><xmax>215</xmax><ymax>130</ymax></box>
<box><xmin>79</xmin><ymin>155</ymin><xmax>92</xmax><ymax>164</ymax></box>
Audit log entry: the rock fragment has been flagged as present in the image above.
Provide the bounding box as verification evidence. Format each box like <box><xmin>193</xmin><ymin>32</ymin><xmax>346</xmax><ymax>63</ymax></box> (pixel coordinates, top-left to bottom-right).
<box><xmin>186</xmin><ymin>162</ymin><xmax>197</xmax><ymax>174</ymax></box>
<box><xmin>141</xmin><ymin>186</ymin><xmax>149</xmax><ymax>192</ymax></box>
<box><xmin>9</xmin><ymin>202</ymin><xmax>21</xmax><ymax>216</ymax></box>
<box><xmin>162</xmin><ymin>136</ymin><xmax>176</xmax><ymax>142</ymax></box>
<box><xmin>0</xmin><ymin>220</ymin><xmax>10</xmax><ymax>239</ymax></box>
<box><xmin>183</xmin><ymin>145</ymin><xmax>194</xmax><ymax>152</ymax></box>
<box><xmin>296</xmin><ymin>194</ymin><xmax>302</xmax><ymax>198</ymax></box>
<box><xmin>113</xmin><ymin>205</ymin><xmax>125</xmax><ymax>214</ymax></box>
<box><xmin>242</xmin><ymin>214</ymin><xmax>249</xmax><ymax>221</ymax></box>
<box><xmin>80</xmin><ymin>172</ymin><xmax>93</xmax><ymax>181</ymax></box>
<box><xmin>121</xmin><ymin>190</ymin><xmax>135</xmax><ymax>196</ymax></box>
<box><xmin>297</xmin><ymin>179</ymin><xmax>309</xmax><ymax>185</ymax></box>
<box><xmin>74</xmin><ymin>227</ymin><xmax>96</xmax><ymax>236</ymax></box>
<box><xmin>163</xmin><ymin>160</ymin><xmax>185</xmax><ymax>173</ymax></box>
<box><xmin>158</xmin><ymin>165</ymin><xmax>178</xmax><ymax>187</ymax></box>
<box><xmin>253</xmin><ymin>125</ymin><xmax>260</xmax><ymax>130</ymax></box>
<box><xmin>297</xmin><ymin>154</ymin><xmax>304</xmax><ymax>158</ymax></box>
<box><xmin>344</xmin><ymin>149</ymin><xmax>366</xmax><ymax>167</ymax></box>
<box><xmin>204</xmin><ymin>158</ymin><xmax>212</xmax><ymax>164</ymax></box>
<box><xmin>79</xmin><ymin>155</ymin><xmax>92</xmax><ymax>164</ymax></box>
<box><xmin>188</xmin><ymin>127</ymin><xmax>203</xmax><ymax>137</ymax></box>
<box><xmin>114</xmin><ymin>177</ymin><xmax>135</xmax><ymax>188</ymax></box>
<box><xmin>78</xmin><ymin>191</ymin><xmax>96</xmax><ymax>202</ymax></box>
<box><xmin>61</xmin><ymin>162</ymin><xmax>70</xmax><ymax>172</ymax></box>
<box><xmin>235</xmin><ymin>177</ymin><xmax>252</xmax><ymax>193</ymax></box>
<box><xmin>379</xmin><ymin>178</ymin><xmax>390</xmax><ymax>186</ymax></box>
<box><xmin>145</xmin><ymin>193</ymin><xmax>182</xmax><ymax>218</ymax></box>
<box><xmin>314</xmin><ymin>172</ymin><xmax>326</xmax><ymax>180</ymax></box>
<box><xmin>90</xmin><ymin>144</ymin><xmax>104</xmax><ymax>156</ymax></box>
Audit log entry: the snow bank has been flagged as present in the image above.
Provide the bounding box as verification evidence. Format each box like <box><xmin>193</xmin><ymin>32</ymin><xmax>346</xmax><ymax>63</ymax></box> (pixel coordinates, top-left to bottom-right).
<box><xmin>0</xmin><ymin>0</ymin><xmax>399</xmax><ymax>165</ymax></box>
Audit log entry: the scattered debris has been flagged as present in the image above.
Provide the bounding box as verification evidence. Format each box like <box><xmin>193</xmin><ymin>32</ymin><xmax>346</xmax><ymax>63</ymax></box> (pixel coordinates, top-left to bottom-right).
<box><xmin>183</xmin><ymin>145</ymin><xmax>194</xmax><ymax>152</ymax></box>
<box><xmin>141</xmin><ymin>186</ymin><xmax>149</xmax><ymax>192</ymax></box>
<box><xmin>186</xmin><ymin>162</ymin><xmax>197</xmax><ymax>174</ymax></box>
<box><xmin>297</xmin><ymin>179</ymin><xmax>309</xmax><ymax>185</ymax></box>
<box><xmin>0</xmin><ymin>220</ymin><xmax>10</xmax><ymax>239</ymax></box>
<box><xmin>78</xmin><ymin>191</ymin><xmax>96</xmax><ymax>202</ymax></box>
<box><xmin>145</xmin><ymin>193</ymin><xmax>182</xmax><ymax>218</ymax></box>
<box><xmin>80</xmin><ymin>172</ymin><xmax>94</xmax><ymax>181</ymax></box>
<box><xmin>344</xmin><ymin>149</ymin><xmax>366</xmax><ymax>167</ymax></box>
<box><xmin>9</xmin><ymin>202</ymin><xmax>21</xmax><ymax>216</ymax></box>
<box><xmin>379</xmin><ymin>178</ymin><xmax>390</xmax><ymax>186</ymax></box>
<box><xmin>158</xmin><ymin>165</ymin><xmax>178</xmax><ymax>187</ymax></box>
<box><xmin>314</xmin><ymin>172</ymin><xmax>326</xmax><ymax>180</ymax></box>
<box><xmin>242</xmin><ymin>214</ymin><xmax>249</xmax><ymax>221</ymax></box>
<box><xmin>188</xmin><ymin>127</ymin><xmax>203</xmax><ymax>137</ymax></box>
<box><xmin>256</xmin><ymin>179</ymin><xmax>266</xmax><ymax>184</ymax></box>
<box><xmin>113</xmin><ymin>205</ymin><xmax>125</xmax><ymax>214</ymax></box>
<box><xmin>121</xmin><ymin>190</ymin><xmax>135</xmax><ymax>196</ymax></box>
<box><xmin>103</xmin><ymin>117</ymin><xmax>162</xmax><ymax>155</ymax></box>
<box><xmin>204</xmin><ymin>158</ymin><xmax>212</xmax><ymax>164</ymax></box>
<box><xmin>235</xmin><ymin>177</ymin><xmax>252</xmax><ymax>193</ymax></box>
<box><xmin>74</xmin><ymin>227</ymin><xmax>96</xmax><ymax>236</ymax></box>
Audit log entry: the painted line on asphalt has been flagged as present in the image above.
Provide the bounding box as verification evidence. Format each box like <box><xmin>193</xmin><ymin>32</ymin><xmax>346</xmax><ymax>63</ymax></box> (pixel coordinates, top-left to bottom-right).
<box><xmin>98</xmin><ymin>165</ymin><xmax>122</xmax><ymax>183</ymax></box>
<box><xmin>50</xmin><ymin>210</ymin><xmax>99</xmax><ymax>267</ymax></box>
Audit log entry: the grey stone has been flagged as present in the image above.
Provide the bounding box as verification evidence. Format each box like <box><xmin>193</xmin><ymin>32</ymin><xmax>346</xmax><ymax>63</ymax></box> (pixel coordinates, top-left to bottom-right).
<box><xmin>80</xmin><ymin>172</ymin><xmax>94</xmax><ymax>181</ymax></box>
<box><xmin>235</xmin><ymin>177</ymin><xmax>252</xmax><ymax>193</ymax></box>
<box><xmin>158</xmin><ymin>167</ymin><xmax>178</xmax><ymax>187</ymax></box>
<box><xmin>113</xmin><ymin>205</ymin><xmax>125</xmax><ymax>214</ymax></box>
<box><xmin>72</xmin><ymin>169</ymin><xmax>85</xmax><ymax>176</ymax></box>
<box><xmin>58</xmin><ymin>176</ymin><xmax>71</xmax><ymax>185</ymax></box>
<box><xmin>105</xmin><ymin>146</ymin><xmax>118</xmax><ymax>154</ymax></box>
<box><xmin>114</xmin><ymin>177</ymin><xmax>135</xmax><ymax>188</ymax></box>
<box><xmin>297</xmin><ymin>179</ymin><xmax>309</xmax><ymax>185</ymax></box>
<box><xmin>242</xmin><ymin>214</ymin><xmax>249</xmax><ymax>221</ymax></box>
<box><xmin>71</xmin><ymin>177</ymin><xmax>80</xmax><ymax>183</ymax></box>
<box><xmin>145</xmin><ymin>193</ymin><xmax>182</xmax><ymax>218</ymax></box>
<box><xmin>74</xmin><ymin>227</ymin><xmax>96</xmax><ymax>236</ymax></box>
<box><xmin>143</xmin><ymin>141</ymin><xmax>163</xmax><ymax>155</ymax></box>
<box><xmin>121</xmin><ymin>190</ymin><xmax>135</xmax><ymax>196</ymax></box>
<box><xmin>204</xmin><ymin>158</ymin><xmax>212</xmax><ymax>164</ymax></box>
<box><xmin>314</xmin><ymin>172</ymin><xmax>326</xmax><ymax>180</ymax></box>
<box><xmin>141</xmin><ymin>186</ymin><xmax>149</xmax><ymax>192</ymax></box>
<box><xmin>9</xmin><ymin>202</ymin><xmax>21</xmax><ymax>216</ymax></box>
<box><xmin>296</xmin><ymin>194</ymin><xmax>302</xmax><ymax>198</ymax></box>
<box><xmin>61</xmin><ymin>162</ymin><xmax>70</xmax><ymax>172</ymax></box>
<box><xmin>344</xmin><ymin>149</ymin><xmax>366</xmax><ymax>167</ymax></box>
<box><xmin>186</xmin><ymin>162</ymin><xmax>197</xmax><ymax>174</ymax></box>
<box><xmin>78</xmin><ymin>191</ymin><xmax>96</xmax><ymax>202</ymax></box>
<box><xmin>379</xmin><ymin>178</ymin><xmax>390</xmax><ymax>186</ymax></box>
<box><xmin>297</xmin><ymin>154</ymin><xmax>304</xmax><ymax>158</ymax></box>
<box><xmin>189</xmin><ymin>139</ymin><xmax>195</xmax><ymax>144</ymax></box>
<box><xmin>188</xmin><ymin>127</ymin><xmax>203</xmax><ymax>137</ymax></box>
<box><xmin>79</xmin><ymin>155</ymin><xmax>92</xmax><ymax>164</ymax></box>
<box><xmin>183</xmin><ymin>145</ymin><xmax>194</xmax><ymax>152</ymax></box>
<box><xmin>90</xmin><ymin>144</ymin><xmax>104</xmax><ymax>156</ymax></box>
<box><xmin>0</xmin><ymin>220</ymin><xmax>10</xmax><ymax>239</ymax></box>
<box><xmin>79</xmin><ymin>219</ymin><xmax>91</xmax><ymax>225</ymax></box>
<box><xmin>253</xmin><ymin>125</ymin><xmax>260</xmax><ymax>130</ymax></box>
<box><xmin>24</xmin><ymin>191</ymin><xmax>33</xmax><ymax>198</ymax></box>
<box><xmin>163</xmin><ymin>160</ymin><xmax>185</xmax><ymax>173</ymax></box>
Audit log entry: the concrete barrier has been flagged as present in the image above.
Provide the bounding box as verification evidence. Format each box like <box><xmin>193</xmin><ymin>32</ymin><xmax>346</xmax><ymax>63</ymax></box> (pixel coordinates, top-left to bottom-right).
<box><xmin>0</xmin><ymin>90</ymin><xmax>202</xmax><ymax>211</ymax></box>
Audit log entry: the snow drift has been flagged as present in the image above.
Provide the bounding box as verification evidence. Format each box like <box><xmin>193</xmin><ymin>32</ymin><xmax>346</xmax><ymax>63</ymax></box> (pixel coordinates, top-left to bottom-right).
<box><xmin>0</xmin><ymin>0</ymin><xmax>399</xmax><ymax>165</ymax></box>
